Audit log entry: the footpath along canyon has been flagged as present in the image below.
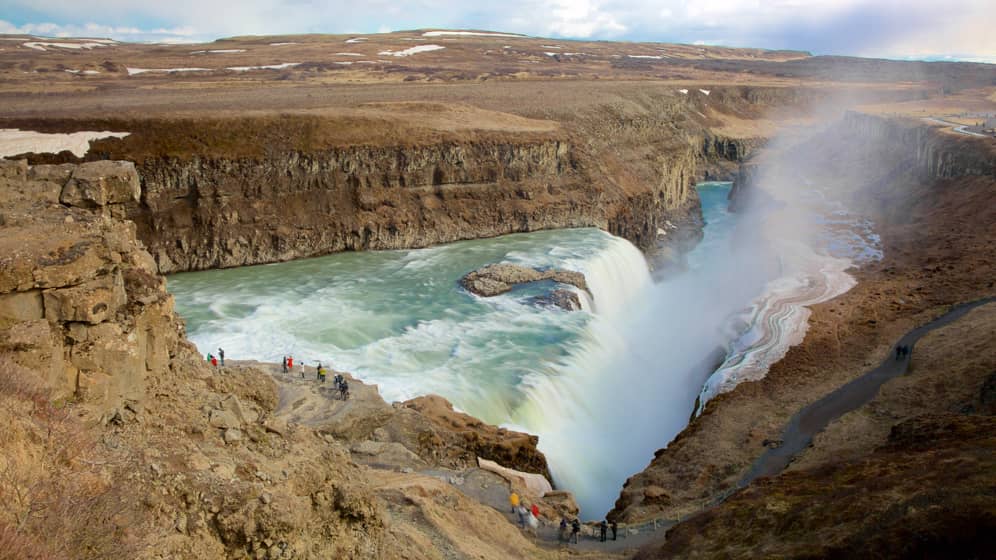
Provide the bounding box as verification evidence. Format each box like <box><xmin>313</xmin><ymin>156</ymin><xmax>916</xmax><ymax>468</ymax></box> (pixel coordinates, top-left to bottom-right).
<box><xmin>1</xmin><ymin>29</ymin><xmax>995</xmax><ymax>559</ymax></box>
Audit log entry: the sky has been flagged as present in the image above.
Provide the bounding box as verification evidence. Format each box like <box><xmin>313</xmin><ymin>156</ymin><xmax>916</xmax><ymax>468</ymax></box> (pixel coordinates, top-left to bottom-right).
<box><xmin>1</xmin><ymin>0</ymin><xmax>994</xmax><ymax>62</ymax></box>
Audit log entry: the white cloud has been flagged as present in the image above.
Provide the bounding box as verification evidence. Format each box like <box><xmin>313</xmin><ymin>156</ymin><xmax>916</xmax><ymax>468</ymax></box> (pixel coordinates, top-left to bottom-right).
<box><xmin>1</xmin><ymin>0</ymin><xmax>994</xmax><ymax>60</ymax></box>
<box><xmin>0</xmin><ymin>18</ymin><xmax>197</xmax><ymax>43</ymax></box>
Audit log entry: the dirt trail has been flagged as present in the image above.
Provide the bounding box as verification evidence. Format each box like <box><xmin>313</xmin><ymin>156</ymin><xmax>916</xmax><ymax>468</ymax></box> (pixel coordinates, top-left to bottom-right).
<box><xmin>739</xmin><ymin>296</ymin><xmax>996</xmax><ymax>486</ymax></box>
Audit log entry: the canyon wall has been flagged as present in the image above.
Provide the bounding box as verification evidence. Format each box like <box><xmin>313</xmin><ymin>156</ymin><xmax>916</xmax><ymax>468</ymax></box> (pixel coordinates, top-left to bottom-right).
<box><xmin>729</xmin><ymin>111</ymin><xmax>996</xmax><ymax>210</ymax></box>
<box><xmin>86</xmin><ymin>117</ymin><xmax>704</xmax><ymax>273</ymax></box>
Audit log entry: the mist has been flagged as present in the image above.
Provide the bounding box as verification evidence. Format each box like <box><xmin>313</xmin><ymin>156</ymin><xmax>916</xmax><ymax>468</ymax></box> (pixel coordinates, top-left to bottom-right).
<box><xmin>516</xmin><ymin>99</ymin><xmax>889</xmax><ymax>519</ymax></box>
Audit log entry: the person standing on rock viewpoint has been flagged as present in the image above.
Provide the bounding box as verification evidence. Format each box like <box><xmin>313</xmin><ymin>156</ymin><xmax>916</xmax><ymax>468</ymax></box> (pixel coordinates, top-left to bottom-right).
<box><xmin>299</xmin><ymin>361</ymin><xmax>305</xmax><ymax>379</ymax></box>
<box><xmin>282</xmin><ymin>356</ymin><xmax>288</xmax><ymax>373</ymax></box>
<box><xmin>531</xmin><ymin>503</ymin><xmax>540</xmax><ymax>522</ymax></box>
<box><xmin>571</xmin><ymin>518</ymin><xmax>580</xmax><ymax>544</ymax></box>
<box><xmin>509</xmin><ymin>492</ymin><xmax>520</xmax><ymax>513</ymax></box>
<box><xmin>611</xmin><ymin>520</ymin><xmax>617</xmax><ymax>541</ymax></box>
<box><xmin>599</xmin><ymin>520</ymin><xmax>607</xmax><ymax>542</ymax></box>
<box><xmin>288</xmin><ymin>355</ymin><xmax>294</xmax><ymax>371</ymax></box>
<box><xmin>218</xmin><ymin>348</ymin><xmax>224</xmax><ymax>366</ymax></box>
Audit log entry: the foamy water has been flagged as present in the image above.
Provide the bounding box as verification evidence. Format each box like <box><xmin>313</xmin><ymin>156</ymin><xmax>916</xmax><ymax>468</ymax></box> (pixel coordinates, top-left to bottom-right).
<box><xmin>170</xmin><ymin>182</ymin><xmax>873</xmax><ymax>518</ymax></box>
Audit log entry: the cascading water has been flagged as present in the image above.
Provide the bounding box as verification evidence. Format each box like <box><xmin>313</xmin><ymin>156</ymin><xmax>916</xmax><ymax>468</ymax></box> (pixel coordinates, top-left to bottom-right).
<box><xmin>169</xmin><ymin>181</ymin><xmax>873</xmax><ymax>519</ymax></box>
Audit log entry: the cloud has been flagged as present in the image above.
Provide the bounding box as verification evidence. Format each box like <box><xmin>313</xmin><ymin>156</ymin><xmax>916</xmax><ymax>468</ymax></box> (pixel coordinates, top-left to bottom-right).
<box><xmin>0</xmin><ymin>19</ymin><xmax>198</xmax><ymax>43</ymax></box>
<box><xmin>1</xmin><ymin>0</ymin><xmax>993</xmax><ymax>60</ymax></box>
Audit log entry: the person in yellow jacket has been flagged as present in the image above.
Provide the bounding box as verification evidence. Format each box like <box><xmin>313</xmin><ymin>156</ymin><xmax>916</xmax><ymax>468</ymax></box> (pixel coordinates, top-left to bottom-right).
<box><xmin>509</xmin><ymin>492</ymin><xmax>519</xmax><ymax>513</ymax></box>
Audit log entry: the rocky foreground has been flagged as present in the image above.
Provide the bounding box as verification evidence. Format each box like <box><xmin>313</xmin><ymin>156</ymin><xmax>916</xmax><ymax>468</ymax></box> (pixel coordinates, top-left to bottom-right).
<box><xmin>0</xmin><ymin>158</ymin><xmax>615</xmax><ymax>559</ymax></box>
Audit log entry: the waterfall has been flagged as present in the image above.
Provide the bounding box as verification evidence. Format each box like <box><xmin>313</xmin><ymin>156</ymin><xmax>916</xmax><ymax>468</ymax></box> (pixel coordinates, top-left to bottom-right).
<box><xmin>580</xmin><ymin>234</ymin><xmax>653</xmax><ymax>314</ymax></box>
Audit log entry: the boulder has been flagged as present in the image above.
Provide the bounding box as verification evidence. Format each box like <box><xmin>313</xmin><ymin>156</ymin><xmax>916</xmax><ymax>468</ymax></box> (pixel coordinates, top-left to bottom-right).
<box><xmin>60</xmin><ymin>160</ymin><xmax>140</xmax><ymax>207</ymax></box>
<box><xmin>210</xmin><ymin>409</ymin><xmax>242</xmax><ymax>430</ymax></box>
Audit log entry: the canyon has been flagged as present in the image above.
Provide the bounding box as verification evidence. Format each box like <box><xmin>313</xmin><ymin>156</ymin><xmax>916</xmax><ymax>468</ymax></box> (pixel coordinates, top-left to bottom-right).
<box><xmin>1</xmin><ymin>29</ymin><xmax>995</xmax><ymax>559</ymax></box>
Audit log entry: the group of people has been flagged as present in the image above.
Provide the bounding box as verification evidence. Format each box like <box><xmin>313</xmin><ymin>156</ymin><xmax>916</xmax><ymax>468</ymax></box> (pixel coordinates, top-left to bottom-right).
<box><xmin>278</xmin><ymin>356</ymin><xmax>350</xmax><ymax>400</ymax></box>
<box><xmin>509</xmin><ymin>493</ymin><xmax>541</xmax><ymax>533</ymax></box>
<box><xmin>509</xmin><ymin>491</ymin><xmax>618</xmax><ymax>545</ymax></box>
<box><xmin>895</xmin><ymin>344</ymin><xmax>911</xmax><ymax>360</ymax></box>
<box><xmin>206</xmin><ymin>347</ymin><xmax>225</xmax><ymax>367</ymax></box>
<box><xmin>204</xmin><ymin>351</ymin><xmax>349</xmax><ymax>399</ymax></box>
<box><xmin>315</xmin><ymin>362</ymin><xmax>350</xmax><ymax>400</ymax></box>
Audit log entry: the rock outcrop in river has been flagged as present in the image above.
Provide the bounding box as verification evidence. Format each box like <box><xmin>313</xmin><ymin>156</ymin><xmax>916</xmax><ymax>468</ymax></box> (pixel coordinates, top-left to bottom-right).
<box><xmin>461</xmin><ymin>263</ymin><xmax>588</xmax><ymax>300</ymax></box>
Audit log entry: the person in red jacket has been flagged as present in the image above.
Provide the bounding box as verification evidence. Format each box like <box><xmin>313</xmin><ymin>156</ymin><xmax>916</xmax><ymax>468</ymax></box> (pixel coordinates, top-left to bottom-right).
<box><xmin>531</xmin><ymin>503</ymin><xmax>540</xmax><ymax>520</ymax></box>
<box><xmin>287</xmin><ymin>355</ymin><xmax>294</xmax><ymax>370</ymax></box>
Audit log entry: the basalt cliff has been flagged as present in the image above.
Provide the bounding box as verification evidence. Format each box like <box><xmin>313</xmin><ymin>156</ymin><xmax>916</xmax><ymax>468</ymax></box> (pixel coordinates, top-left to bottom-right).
<box><xmin>5</xmin><ymin>87</ymin><xmax>779</xmax><ymax>275</ymax></box>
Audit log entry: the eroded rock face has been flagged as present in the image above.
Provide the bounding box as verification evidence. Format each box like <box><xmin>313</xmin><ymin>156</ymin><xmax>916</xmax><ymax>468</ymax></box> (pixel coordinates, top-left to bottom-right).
<box><xmin>461</xmin><ymin>263</ymin><xmax>588</xmax><ymax>311</ymax></box>
<box><xmin>0</xmin><ymin>158</ymin><xmax>180</xmax><ymax>410</ymax></box>
<box><xmin>60</xmin><ymin>160</ymin><xmax>140</xmax><ymax>208</ymax></box>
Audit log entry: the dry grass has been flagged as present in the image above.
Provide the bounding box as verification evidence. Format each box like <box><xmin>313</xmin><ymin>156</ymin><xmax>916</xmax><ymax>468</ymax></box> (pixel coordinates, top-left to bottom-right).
<box><xmin>0</xmin><ymin>357</ymin><xmax>143</xmax><ymax>560</ymax></box>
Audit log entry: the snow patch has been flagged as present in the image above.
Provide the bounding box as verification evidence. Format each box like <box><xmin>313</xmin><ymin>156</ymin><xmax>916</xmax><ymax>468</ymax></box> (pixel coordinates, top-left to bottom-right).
<box><xmin>540</xmin><ymin>45</ymin><xmax>562</xmax><ymax>49</ymax></box>
<box><xmin>127</xmin><ymin>67</ymin><xmax>211</xmax><ymax>76</ymax></box>
<box><xmin>226</xmin><ymin>62</ymin><xmax>300</xmax><ymax>72</ymax></box>
<box><xmin>627</xmin><ymin>54</ymin><xmax>662</xmax><ymax>59</ymax></box>
<box><xmin>699</xmin><ymin>89</ymin><xmax>711</xmax><ymax>95</ymax></box>
<box><xmin>0</xmin><ymin>129</ymin><xmax>129</xmax><ymax>158</ymax></box>
<box><xmin>335</xmin><ymin>52</ymin><xmax>363</xmax><ymax>56</ymax></box>
<box><xmin>678</xmin><ymin>89</ymin><xmax>688</xmax><ymax>94</ymax></box>
<box><xmin>344</xmin><ymin>38</ymin><xmax>367</xmax><ymax>43</ymax></box>
<box><xmin>64</xmin><ymin>69</ymin><xmax>101</xmax><ymax>75</ymax></box>
<box><xmin>23</xmin><ymin>41</ymin><xmax>110</xmax><ymax>51</ymax></box>
<box><xmin>422</xmin><ymin>31</ymin><xmax>524</xmax><ymax>38</ymax></box>
<box><xmin>190</xmin><ymin>49</ymin><xmax>246</xmax><ymax>54</ymax></box>
<box><xmin>269</xmin><ymin>42</ymin><xmax>298</xmax><ymax>46</ymax></box>
<box><xmin>378</xmin><ymin>44</ymin><xmax>445</xmax><ymax>57</ymax></box>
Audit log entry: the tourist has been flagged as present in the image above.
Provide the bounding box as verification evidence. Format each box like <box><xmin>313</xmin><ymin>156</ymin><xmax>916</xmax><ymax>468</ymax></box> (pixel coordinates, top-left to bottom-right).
<box><xmin>611</xmin><ymin>521</ymin><xmax>617</xmax><ymax>541</ymax></box>
<box><xmin>207</xmin><ymin>353</ymin><xmax>213</xmax><ymax>363</ymax></box>
<box><xmin>531</xmin><ymin>503</ymin><xmax>540</xmax><ymax>521</ymax></box>
<box><xmin>218</xmin><ymin>347</ymin><xmax>225</xmax><ymax>366</ymax></box>
<box><xmin>316</xmin><ymin>362</ymin><xmax>323</xmax><ymax>381</ymax></box>
<box><xmin>299</xmin><ymin>361</ymin><xmax>305</xmax><ymax>379</ymax></box>
<box><xmin>509</xmin><ymin>492</ymin><xmax>520</xmax><ymax>513</ymax></box>
<box><xmin>288</xmin><ymin>355</ymin><xmax>294</xmax><ymax>370</ymax></box>
<box><xmin>600</xmin><ymin>520</ymin><xmax>607</xmax><ymax>542</ymax></box>
<box><xmin>895</xmin><ymin>346</ymin><xmax>902</xmax><ymax>360</ymax></box>
<box><xmin>282</xmin><ymin>356</ymin><xmax>288</xmax><ymax>373</ymax></box>
<box><xmin>516</xmin><ymin>505</ymin><xmax>527</xmax><ymax>528</ymax></box>
<box><xmin>571</xmin><ymin>518</ymin><xmax>580</xmax><ymax>544</ymax></box>
<box><xmin>559</xmin><ymin>518</ymin><xmax>568</xmax><ymax>543</ymax></box>
<box><xmin>210</xmin><ymin>354</ymin><xmax>218</xmax><ymax>367</ymax></box>
<box><xmin>339</xmin><ymin>379</ymin><xmax>349</xmax><ymax>400</ymax></box>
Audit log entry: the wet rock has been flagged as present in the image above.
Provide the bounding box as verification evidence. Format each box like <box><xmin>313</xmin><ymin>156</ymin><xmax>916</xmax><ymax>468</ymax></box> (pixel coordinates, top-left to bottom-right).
<box><xmin>528</xmin><ymin>289</ymin><xmax>582</xmax><ymax>311</ymax></box>
<box><xmin>461</xmin><ymin>263</ymin><xmax>588</xmax><ymax>297</ymax></box>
